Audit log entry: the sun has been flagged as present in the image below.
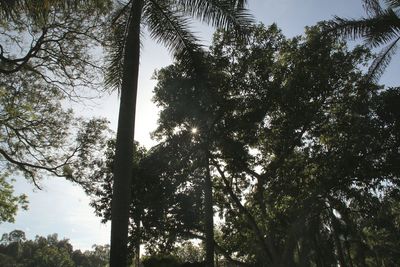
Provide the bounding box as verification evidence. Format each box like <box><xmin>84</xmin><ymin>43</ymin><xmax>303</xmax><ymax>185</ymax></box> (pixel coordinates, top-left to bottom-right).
<box><xmin>191</xmin><ymin>127</ymin><xmax>198</xmax><ymax>134</ymax></box>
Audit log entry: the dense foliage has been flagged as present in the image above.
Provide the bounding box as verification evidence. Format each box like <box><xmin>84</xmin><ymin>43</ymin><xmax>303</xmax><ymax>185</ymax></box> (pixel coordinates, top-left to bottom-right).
<box><xmin>0</xmin><ymin>174</ymin><xmax>28</xmax><ymax>223</ymax></box>
<box><xmin>0</xmin><ymin>230</ymin><xmax>109</xmax><ymax>267</ymax></box>
<box><xmin>150</xmin><ymin>23</ymin><xmax>400</xmax><ymax>266</ymax></box>
<box><xmin>86</xmin><ymin>139</ymin><xmax>204</xmax><ymax>261</ymax></box>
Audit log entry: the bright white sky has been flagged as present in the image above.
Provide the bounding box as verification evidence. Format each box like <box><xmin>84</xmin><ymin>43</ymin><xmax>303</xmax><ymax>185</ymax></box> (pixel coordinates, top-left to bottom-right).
<box><xmin>2</xmin><ymin>0</ymin><xmax>399</xmax><ymax>251</ymax></box>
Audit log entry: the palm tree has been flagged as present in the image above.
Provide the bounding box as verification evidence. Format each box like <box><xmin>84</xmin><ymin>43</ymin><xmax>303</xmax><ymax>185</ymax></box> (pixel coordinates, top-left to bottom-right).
<box><xmin>105</xmin><ymin>1</ymin><xmax>252</xmax><ymax>266</ymax></box>
<box><xmin>327</xmin><ymin>0</ymin><xmax>400</xmax><ymax>81</ymax></box>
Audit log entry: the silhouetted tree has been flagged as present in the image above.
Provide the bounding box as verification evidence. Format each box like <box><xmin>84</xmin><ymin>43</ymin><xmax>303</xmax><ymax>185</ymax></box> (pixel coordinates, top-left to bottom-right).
<box><xmin>86</xmin><ymin>139</ymin><xmax>204</xmax><ymax>263</ymax></box>
<box><xmin>105</xmin><ymin>1</ymin><xmax>253</xmax><ymax>266</ymax></box>
<box><xmin>153</xmin><ymin>23</ymin><xmax>400</xmax><ymax>266</ymax></box>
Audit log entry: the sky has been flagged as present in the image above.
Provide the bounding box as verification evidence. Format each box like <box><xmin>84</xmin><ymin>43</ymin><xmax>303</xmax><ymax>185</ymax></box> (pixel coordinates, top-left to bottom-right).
<box><xmin>2</xmin><ymin>0</ymin><xmax>399</xmax><ymax>251</ymax></box>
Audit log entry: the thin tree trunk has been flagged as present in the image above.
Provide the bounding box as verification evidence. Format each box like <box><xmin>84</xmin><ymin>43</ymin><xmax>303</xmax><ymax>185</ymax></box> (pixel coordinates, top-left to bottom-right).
<box><xmin>313</xmin><ymin>235</ymin><xmax>324</xmax><ymax>267</ymax></box>
<box><xmin>135</xmin><ymin>244</ymin><xmax>140</xmax><ymax>267</ymax></box>
<box><xmin>184</xmin><ymin>232</ymin><xmax>249</xmax><ymax>267</ymax></box>
<box><xmin>204</xmin><ymin>150</ymin><xmax>215</xmax><ymax>267</ymax></box>
<box><xmin>330</xmin><ymin>211</ymin><xmax>347</xmax><ymax>267</ymax></box>
<box><xmin>134</xmin><ymin>220</ymin><xmax>141</xmax><ymax>267</ymax></box>
<box><xmin>344</xmin><ymin>238</ymin><xmax>354</xmax><ymax>267</ymax></box>
<box><xmin>110</xmin><ymin>1</ymin><xmax>144</xmax><ymax>266</ymax></box>
<box><xmin>212</xmin><ymin>159</ymin><xmax>276</xmax><ymax>264</ymax></box>
<box><xmin>355</xmin><ymin>240</ymin><xmax>367</xmax><ymax>267</ymax></box>
<box><xmin>132</xmin><ymin>213</ymin><xmax>141</xmax><ymax>267</ymax></box>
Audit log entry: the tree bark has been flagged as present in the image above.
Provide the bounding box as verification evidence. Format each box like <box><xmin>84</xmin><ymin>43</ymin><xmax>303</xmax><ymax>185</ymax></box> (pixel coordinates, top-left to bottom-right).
<box><xmin>134</xmin><ymin>243</ymin><xmax>140</xmax><ymax>267</ymax></box>
<box><xmin>330</xmin><ymin>211</ymin><xmax>347</xmax><ymax>267</ymax></box>
<box><xmin>110</xmin><ymin>1</ymin><xmax>144</xmax><ymax>266</ymax></box>
<box><xmin>134</xmin><ymin>218</ymin><xmax>141</xmax><ymax>267</ymax></box>
<box><xmin>204</xmin><ymin>150</ymin><xmax>215</xmax><ymax>267</ymax></box>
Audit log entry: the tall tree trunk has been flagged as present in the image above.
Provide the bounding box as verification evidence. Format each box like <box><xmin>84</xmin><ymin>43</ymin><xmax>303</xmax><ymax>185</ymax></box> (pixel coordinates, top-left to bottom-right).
<box><xmin>134</xmin><ymin>216</ymin><xmax>141</xmax><ymax>267</ymax></box>
<box><xmin>134</xmin><ymin>242</ymin><xmax>140</xmax><ymax>267</ymax></box>
<box><xmin>313</xmin><ymin>232</ymin><xmax>325</xmax><ymax>267</ymax></box>
<box><xmin>354</xmin><ymin>240</ymin><xmax>367</xmax><ymax>267</ymax></box>
<box><xmin>344</xmin><ymin>237</ymin><xmax>354</xmax><ymax>267</ymax></box>
<box><xmin>204</xmin><ymin>150</ymin><xmax>214</xmax><ymax>267</ymax></box>
<box><xmin>213</xmin><ymin>161</ymin><xmax>276</xmax><ymax>264</ymax></box>
<box><xmin>330</xmin><ymin>211</ymin><xmax>347</xmax><ymax>267</ymax></box>
<box><xmin>110</xmin><ymin>1</ymin><xmax>144</xmax><ymax>266</ymax></box>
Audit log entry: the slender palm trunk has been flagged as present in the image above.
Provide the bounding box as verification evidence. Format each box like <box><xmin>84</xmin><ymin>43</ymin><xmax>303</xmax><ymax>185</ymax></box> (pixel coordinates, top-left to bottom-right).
<box><xmin>110</xmin><ymin>1</ymin><xmax>144</xmax><ymax>266</ymax></box>
<box><xmin>204</xmin><ymin>149</ymin><xmax>214</xmax><ymax>267</ymax></box>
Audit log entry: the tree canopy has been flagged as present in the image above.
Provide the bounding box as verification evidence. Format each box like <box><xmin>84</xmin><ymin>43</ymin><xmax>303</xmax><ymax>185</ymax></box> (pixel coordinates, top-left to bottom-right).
<box><xmin>86</xmin><ymin>138</ymin><xmax>205</xmax><ymax>262</ymax></box>
<box><xmin>150</xmin><ymin>23</ymin><xmax>400</xmax><ymax>266</ymax></box>
<box><xmin>83</xmin><ymin>22</ymin><xmax>400</xmax><ymax>266</ymax></box>
<box><xmin>0</xmin><ymin>230</ymin><xmax>110</xmax><ymax>267</ymax></box>
<box><xmin>0</xmin><ymin>0</ymin><xmax>112</xmax><ymax>223</ymax></box>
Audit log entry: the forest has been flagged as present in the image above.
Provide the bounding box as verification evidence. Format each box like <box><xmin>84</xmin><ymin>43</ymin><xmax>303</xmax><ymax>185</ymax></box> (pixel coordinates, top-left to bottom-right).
<box><xmin>0</xmin><ymin>0</ymin><xmax>399</xmax><ymax>267</ymax></box>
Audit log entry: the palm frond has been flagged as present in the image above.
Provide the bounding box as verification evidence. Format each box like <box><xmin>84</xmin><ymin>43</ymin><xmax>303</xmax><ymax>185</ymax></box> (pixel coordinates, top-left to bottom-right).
<box><xmin>328</xmin><ymin>16</ymin><xmax>374</xmax><ymax>39</ymax></box>
<box><xmin>329</xmin><ymin>9</ymin><xmax>400</xmax><ymax>47</ymax></box>
<box><xmin>176</xmin><ymin>0</ymin><xmax>253</xmax><ymax>34</ymax></box>
<box><xmin>363</xmin><ymin>0</ymin><xmax>383</xmax><ymax>15</ymax></box>
<box><xmin>363</xmin><ymin>8</ymin><xmax>400</xmax><ymax>46</ymax></box>
<box><xmin>367</xmin><ymin>36</ymin><xmax>399</xmax><ymax>81</ymax></box>
<box><xmin>385</xmin><ymin>0</ymin><xmax>400</xmax><ymax>9</ymax></box>
<box><xmin>104</xmin><ymin>1</ymin><xmax>132</xmax><ymax>92</ymax></box>
<box><xmin>233</xmin><ymin>0</ymin><xmax>248</xmax><ymax>9</ymax></box>
<box><xmin>327</xmin><ymin>0</ymin><xmax>399</xmax><ymax>82</ymax></box>
<box><xmin>144</xmin><ymin>0</ymin><xmax>202</xmax><ymax>66</ymax></box>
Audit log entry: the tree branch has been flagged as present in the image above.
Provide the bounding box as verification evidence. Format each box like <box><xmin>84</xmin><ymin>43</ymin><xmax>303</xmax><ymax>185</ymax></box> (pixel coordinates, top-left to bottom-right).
<box><xmin>210</xmin><ymin>157</ymin><xmax>276</xmax><ymax>264</ymax></box>
<box><xmin>184</xmin><ymin>231</ymin><xmax>250</xmax><ymax>267</ymax></box>
<box><xmin>0</xmin><ymin>28</ymin><xmax>48</xmax><ymax>74</ymax></box>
